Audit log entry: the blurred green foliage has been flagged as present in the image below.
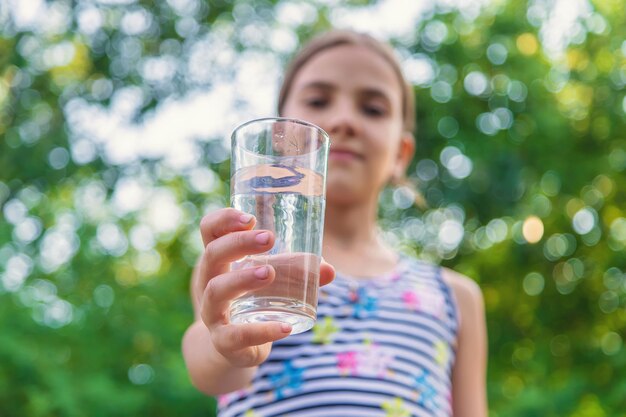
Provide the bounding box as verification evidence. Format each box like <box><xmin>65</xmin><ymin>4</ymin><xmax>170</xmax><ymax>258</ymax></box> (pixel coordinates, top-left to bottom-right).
<box><xmin>1</xmin><ymin>0</ymin><xmax>626</xmax><ymax>416</ymax></box>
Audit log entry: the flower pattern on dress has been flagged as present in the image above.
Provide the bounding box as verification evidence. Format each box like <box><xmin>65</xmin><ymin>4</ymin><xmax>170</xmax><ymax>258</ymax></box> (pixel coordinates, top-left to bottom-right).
<box><xmin>337</xmin><ymin>350</ymin><xmax>359</xmax><ymax>375</ymax></box>
<box><xmin>389</xmin><ymin>271</ymin><xmax>402</xmax><ymax>282</ymax></box>
<box><xmin>350</xmin><ymin>286</ymin><xmax>378</xmax><ymax>318</ymax></box>
<box><xmin>414</xmin><ymin>369</ymin><xmax>438</xmax><ymax>411</ymax></box>
<box><xmin>336</xmin><ymin>344</ymin><xmax>394</xmax><ymax>378</ymax></box>
<box><xmin>312</xmin><ymin>316</ymin><xmax>339</xmax><ymax>344</ymax></box>
<box><xmin>217</xmin><ymin>388</ymin><xmax>247</xmax><ymax>409</ymax></box>
<box><xmin>434</xmin><ymin>339</ymin><xmax>449</xmax><ymax>366</ymax></box>
<box><xmin>269</xmin><ymin>360</ymin><xmax>304</xmax><ymax>400</ymax></box>
<box><xmin>381</xmin><ymin>397</ymin><xmax>411</xmax><ymax>417</ymax></box>
<box><xmin>405</xmin><ymin>284</ymin><xmax>446</xmax><ymax>318</ymax></box>
<box><xmin>217</xmin><ymin>394</ymin><xmax>229</xmax><ymax>408</ymax></box>
<box><xmin>359</xmin><ymin>344</ymin><xmax>394</xmax><ymax>377</ymax></box>
<box><xmin>402</xmin><ymin>290</ymin><xmax>421</xmax><ymax>311</ymax></box>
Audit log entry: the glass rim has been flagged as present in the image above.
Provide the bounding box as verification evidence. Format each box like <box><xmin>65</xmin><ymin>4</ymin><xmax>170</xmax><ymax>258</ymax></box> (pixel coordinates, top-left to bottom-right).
<box><xmin>231</xmin><ymin>117</ymin><xmax>330</xmax><ymax>144</ymax></box>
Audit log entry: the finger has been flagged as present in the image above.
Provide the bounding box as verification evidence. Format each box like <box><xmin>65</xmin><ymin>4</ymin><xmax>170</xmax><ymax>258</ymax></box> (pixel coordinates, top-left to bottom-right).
<box><xmin>195</xmin><ymin>229</ymin><xmax>275</xmax><ymax>296</ymax></box>
<box><xmin>213</xmin><ymin>321</ymin><xmax>292</xmax><ymax>354</ymax></box>
<box><xmin>199</xmin><ymin>208</ymin><xmax>256</xmax><ymax>247</ymax></box>
<box><xmin>201</xmin><ymin>265</ymin><xmax>275</xmax><ymax>327</ymax></box>
<box><xmin>320</xmin><ymin>260</ymin><xmax>335</xmax><ymax>286</ymax></box>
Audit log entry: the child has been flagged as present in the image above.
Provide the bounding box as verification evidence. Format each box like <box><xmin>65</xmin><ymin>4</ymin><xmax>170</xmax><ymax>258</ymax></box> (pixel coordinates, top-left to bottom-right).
<box><xmin>182</xmin><ymin>30</ymin><xmax>488</xmax><ymax>417</ymax></box>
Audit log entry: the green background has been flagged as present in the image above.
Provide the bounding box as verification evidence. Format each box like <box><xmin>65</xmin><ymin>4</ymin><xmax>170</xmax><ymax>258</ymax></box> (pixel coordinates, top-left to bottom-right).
<box><xmin>1</xmin><ymin>0</ymin><xmax>625</xmax><ymax>416</ymax></box>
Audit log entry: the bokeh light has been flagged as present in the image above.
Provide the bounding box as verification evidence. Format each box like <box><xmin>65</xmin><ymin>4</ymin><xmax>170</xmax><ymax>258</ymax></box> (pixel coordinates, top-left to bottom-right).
<box><xmin>572</xmin><ymin>207</ymin><xmax>597</xmax><ymax>235</ymax></box>
<box><xmin>543</xmin><ymin>233</ymin><xmax>576</xmax><ymax>262</ymax></box>
<box><xmin>464</xmin><ymin>71</ymin><xmax>490</xmax><ymax>96</ymax></box>
<box><xmin>523</xmin><ymin>272</ymin><xmax>545</xmax><ymax>296</ymax></box>
<box><xmin>600</xmin><ymin>332</ymin><xmax>622</xmax><ymax>356</ymax></box>
<box><xmin>516</xmin><ymin>33</ymin><xmax>538</xmax><ymax>55</ymax></box>
<box><xmin>522</xmin><ymin>215</ymin><xmax>544</xmax><ymax>243</ymax></box>
<box><xmin>128</xmin><ymin>363</ymin><xmax>155</xmax><ymax>385</ymax></box>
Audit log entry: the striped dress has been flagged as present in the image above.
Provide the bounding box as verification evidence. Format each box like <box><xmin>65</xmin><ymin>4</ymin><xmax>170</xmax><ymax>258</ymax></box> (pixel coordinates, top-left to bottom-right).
<box><xmin>217</xmin><ymin>256</ymin><xmax>459</xmax><ymax>417</ymax></box>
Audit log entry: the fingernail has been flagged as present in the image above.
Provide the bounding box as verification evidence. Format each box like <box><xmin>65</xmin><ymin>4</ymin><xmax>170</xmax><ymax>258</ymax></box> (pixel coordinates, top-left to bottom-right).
<box><xmin>254</xmin><ymin>266</ymin><xmax>269</xmax><ymax>279</ymax></box>
<box><xmin>280</xmin><ymin>323</ymin><xmax>292</xmax><ymax>333</ymax></box>
<box><xmin>240</xmin><ymin>214</ymin><xmax>253</xmax><ymax>224</ymax></box>
<box><xmin>255</xmin><ymin>232</ymin><xmax>270</xmax><ymax>245</ymax></box>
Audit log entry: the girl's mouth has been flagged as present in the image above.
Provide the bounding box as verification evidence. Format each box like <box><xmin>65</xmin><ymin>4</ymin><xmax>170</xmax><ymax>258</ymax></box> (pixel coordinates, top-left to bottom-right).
<box><xmin>329</xmin><ymin>149</ymin><xmax>362</xmax><ymax>161</ymax></box>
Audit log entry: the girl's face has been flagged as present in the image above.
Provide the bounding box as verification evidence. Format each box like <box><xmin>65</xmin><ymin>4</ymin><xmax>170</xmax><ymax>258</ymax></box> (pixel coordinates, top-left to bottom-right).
<box><xmin>281</xmin><ymin>44</ymin><xmax>415</xmax><ymax>206</ymax></box>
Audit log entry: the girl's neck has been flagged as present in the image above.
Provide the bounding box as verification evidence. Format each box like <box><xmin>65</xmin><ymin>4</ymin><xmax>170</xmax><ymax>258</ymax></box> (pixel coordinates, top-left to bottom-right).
<box><xmin>323</xmin><ymin>203</ymin><xmax>376</xmax><ymax>247</ymax></box>
<box><xmin>322</xmin><ymin>202</ymin><xmax>398</xmax><ymax>278</ymax></box>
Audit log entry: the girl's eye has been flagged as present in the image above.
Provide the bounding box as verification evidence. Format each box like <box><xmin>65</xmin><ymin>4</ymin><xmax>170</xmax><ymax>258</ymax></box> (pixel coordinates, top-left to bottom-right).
<box><xmin>362</xmin><ymin>105</ymin><xmax>387</xmax><ymax>117</ymax></box>
<box><xmin>305</xmin><ymin>98</ymin><xmax>328</xmax><ymax>108</ymax></box>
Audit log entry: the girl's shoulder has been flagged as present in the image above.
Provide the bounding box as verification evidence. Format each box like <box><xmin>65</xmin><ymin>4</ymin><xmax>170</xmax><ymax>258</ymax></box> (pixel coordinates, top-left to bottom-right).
<box><xmin>440</xmin><ymin>267</ymin><xmax>485</xmax><ymax>329</ymax></box>
<box><xmin>440</xmin><ymin>268</ymin><xmax>482</xmax><ymax>299</ymax></box>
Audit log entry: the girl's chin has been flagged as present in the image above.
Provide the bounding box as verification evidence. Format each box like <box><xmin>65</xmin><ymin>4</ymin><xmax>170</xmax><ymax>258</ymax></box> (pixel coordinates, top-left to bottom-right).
<box><xmin>325</xmin><ymin>184</ymin><xmax>375</xmax><ymax>206</ymax></box>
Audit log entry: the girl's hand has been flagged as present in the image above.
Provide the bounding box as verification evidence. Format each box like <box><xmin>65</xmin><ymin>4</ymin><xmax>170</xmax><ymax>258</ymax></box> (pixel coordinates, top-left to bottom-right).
<box><xmin>195</xmin><ymin>208</ymin><xmax>334</xmax><ymax>368</ymax></box>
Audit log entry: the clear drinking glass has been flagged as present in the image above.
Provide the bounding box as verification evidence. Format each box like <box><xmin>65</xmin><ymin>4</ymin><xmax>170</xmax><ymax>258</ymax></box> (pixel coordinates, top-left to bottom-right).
<box><xmin>229</xmin><ymin>117</ymin><xmax>330</xmax><ymax>335</ymax></box>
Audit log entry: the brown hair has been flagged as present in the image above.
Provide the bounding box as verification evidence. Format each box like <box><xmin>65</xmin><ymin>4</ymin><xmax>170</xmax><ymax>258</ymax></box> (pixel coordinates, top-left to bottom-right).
<box><xmin>277</xmin><ymin>29</ymin><xmax>416</xmax><ymax>134</ymax></box>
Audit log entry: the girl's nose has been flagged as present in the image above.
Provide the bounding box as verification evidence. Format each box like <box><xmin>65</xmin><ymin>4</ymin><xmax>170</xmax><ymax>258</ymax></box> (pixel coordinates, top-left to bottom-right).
<box><xmin>327</xmin><ymin>102</ymin><xmax>359</xmax><ymax>139</ymax></box>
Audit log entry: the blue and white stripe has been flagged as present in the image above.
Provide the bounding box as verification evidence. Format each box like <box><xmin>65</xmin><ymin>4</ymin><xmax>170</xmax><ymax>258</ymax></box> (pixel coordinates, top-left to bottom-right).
<box><xmin>218</xmin><ymin>256</ymin><xmax>458</xmax><ymax>417</ymax></box>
